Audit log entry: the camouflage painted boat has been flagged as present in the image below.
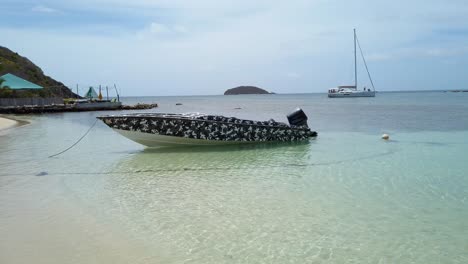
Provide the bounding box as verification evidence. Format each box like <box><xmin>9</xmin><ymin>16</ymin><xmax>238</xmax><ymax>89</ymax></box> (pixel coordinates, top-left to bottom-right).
<box><xmin>97</xmin><ymin>109</ymin><xmax>317</xmax><ymax>147</ymax></box>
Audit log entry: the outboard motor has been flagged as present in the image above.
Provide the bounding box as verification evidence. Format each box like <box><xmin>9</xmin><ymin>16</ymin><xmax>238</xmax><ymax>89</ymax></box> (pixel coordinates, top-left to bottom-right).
<box><xmin>287</xmin><ymin>108</ymin><xmax>309</xmax><ymax>127</ymax></box>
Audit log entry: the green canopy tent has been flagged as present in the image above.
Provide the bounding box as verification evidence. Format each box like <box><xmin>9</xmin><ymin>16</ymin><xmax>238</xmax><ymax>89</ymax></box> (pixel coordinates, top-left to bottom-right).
<box><xmin>84</xmin><ymin>87</ymin><xmax>98</xmax><ymax>99</ymax></box>
<box><xmin>0</xmin><ymin>73</ymin><xmax>43</xmax><ymax>90</ymax></box>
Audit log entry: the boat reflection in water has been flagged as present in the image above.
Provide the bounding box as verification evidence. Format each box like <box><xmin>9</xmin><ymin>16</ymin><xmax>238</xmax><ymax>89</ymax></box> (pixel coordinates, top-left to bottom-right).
<box><xmin>109</xmin><ymin>139</ymin><xmax>314</xmax><ymax>182</ymax></box>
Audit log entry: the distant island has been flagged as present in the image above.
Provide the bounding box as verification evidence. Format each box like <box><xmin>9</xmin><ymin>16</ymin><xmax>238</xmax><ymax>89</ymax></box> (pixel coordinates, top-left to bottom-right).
<box><xmin>224</xmin><ymin>86</ymin><xmax>273</xmax><ymax>95</ymax></box>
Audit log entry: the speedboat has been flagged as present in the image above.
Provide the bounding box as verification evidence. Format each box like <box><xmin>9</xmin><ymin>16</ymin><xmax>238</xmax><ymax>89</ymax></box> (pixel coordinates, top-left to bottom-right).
<box><xmin>97</xmin><ymin>108</ymin><xmax>317</xmax><ymax>147</ymax></box>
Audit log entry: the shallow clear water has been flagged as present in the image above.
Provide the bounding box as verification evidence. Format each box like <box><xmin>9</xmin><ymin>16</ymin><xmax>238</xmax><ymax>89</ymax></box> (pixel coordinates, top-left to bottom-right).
<box><xmin>1</xmin><ymin>92</ymin><xmax>468</xmax><ymax>263</ymax></box>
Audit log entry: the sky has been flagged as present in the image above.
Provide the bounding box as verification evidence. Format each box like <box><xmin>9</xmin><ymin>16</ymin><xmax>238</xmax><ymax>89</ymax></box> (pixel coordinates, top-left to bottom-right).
<box><xmin>1</xmin><ymin>0</ymin><xmax>468</xmax><ymax>96</ymax></box>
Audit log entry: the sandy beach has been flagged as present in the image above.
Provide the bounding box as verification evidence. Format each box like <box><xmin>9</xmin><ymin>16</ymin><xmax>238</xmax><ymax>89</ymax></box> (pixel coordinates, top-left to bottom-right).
<box><xmin>0</xmin><ymin>116</ymin><xmax>18</xmax><ymax>131</ymax></box>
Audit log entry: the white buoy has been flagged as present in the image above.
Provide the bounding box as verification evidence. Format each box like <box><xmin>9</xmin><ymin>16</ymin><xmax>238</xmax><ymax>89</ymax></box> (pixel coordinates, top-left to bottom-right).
<box><xmin>382</xmin><ymin>134</ymin><xmax>390</xmax><ymax>140</ymax></box>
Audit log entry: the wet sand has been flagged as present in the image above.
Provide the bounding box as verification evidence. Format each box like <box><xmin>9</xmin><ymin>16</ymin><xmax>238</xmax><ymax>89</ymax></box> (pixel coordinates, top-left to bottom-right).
<box><xmin>0</xmin><ymin>115</ymin><xmax>169</xmax><ymax>263</ymax></box>
<box><xmin>0</xmin><ymin>175</ymin><xmax>168</xmax><ymax>264</ymax></box>
<box><xmin>0</xmin><ymin>116</ymin><xmax>18</xmax><ymax>131</ymax></box>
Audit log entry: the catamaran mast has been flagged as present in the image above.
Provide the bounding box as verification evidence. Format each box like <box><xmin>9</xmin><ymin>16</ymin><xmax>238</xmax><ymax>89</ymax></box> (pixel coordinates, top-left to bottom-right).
<box><xmin>354</xmin><ymin>28</ymin><xmax>357</xmax><ymax>89</ymax></box>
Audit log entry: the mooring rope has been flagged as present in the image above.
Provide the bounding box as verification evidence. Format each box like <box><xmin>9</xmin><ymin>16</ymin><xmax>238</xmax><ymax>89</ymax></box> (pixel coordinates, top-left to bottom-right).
<box><xmin>48</xmin><ymin>119</ymin><xmax>98</xmax><ymax>158</ymax></box>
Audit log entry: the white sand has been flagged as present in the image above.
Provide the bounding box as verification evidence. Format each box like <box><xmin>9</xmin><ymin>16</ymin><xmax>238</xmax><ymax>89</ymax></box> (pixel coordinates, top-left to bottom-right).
<box><xmin>0</xmin><ymin>175</ymin><xmax>167</xmax><ymax>264</ymax></box>
<box><xmin>0</xmin><ymin>116</ymin><xmax>18</xmax><ymax>131</ymax></box>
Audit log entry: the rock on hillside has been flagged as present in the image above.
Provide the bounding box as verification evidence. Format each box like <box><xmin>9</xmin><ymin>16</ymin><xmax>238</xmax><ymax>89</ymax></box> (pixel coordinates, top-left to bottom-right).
<box><xmin>224</xmin><ymin>86</ymin><xmax>272</xmax><ymax>95</ymax></box>
<box><xmin>0</xmin><ymin>46</ymin><xmax>77</xmax><ymax>98</ymax></box>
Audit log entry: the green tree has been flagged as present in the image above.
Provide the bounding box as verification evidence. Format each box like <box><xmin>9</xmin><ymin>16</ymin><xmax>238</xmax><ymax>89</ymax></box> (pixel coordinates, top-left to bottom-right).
<box><xmin>0</xmin><ymin>78</ymin><xmax>11</xmax><ymax>89</ymax></box>
<box><xmin>0</xmin><ymin>77</ymin><xmax>13</xmax><ymax>98</ymax></box>
<box><xmin>0</xmin><ymin>78</ymin><xmax>6</xmax><ymax>88</ymax></box>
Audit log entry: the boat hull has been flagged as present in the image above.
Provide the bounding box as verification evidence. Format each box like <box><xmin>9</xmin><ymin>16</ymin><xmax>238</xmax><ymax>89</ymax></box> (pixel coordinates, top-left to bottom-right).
<box><xmin>114</xmin><ymin>129</ymin><xmax>254</xmax><ymax>147</ymax></box>
<box><xmin>98</xmin><ymin>113</ymin><xmax>317</xmax><ymax>147</ymax></box>
<box><xmin>328</xmin><ymin>91</ymin><xmax>375</xmax><ymax>98</ymax></box>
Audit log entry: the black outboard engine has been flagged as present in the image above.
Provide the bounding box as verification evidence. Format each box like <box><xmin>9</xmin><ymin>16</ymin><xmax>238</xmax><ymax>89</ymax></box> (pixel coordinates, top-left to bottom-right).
<box><xmin>287</xmin><ymin>108</ymin><xmax>309</xmax><ymax>127</ymax></box>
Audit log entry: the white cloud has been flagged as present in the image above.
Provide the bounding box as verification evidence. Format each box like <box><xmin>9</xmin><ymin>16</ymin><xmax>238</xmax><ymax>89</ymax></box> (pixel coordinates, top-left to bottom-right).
<box><xmin>367</xmin><ymin>54</ymin><xmax>393</xmax><ymax>62</ymax></box>
<box><xmin>173</xmin><ymin>25</ymin><xmax>188</xmax><ymax>34</ymax></box>
<box><xmin>423</xmin><ymin>47</ymin><xmax>468</xmax><ymax>57</ymax></box>
<box><xmin>368</xmin><ymin>46</ymin><xmax>468</xmax><ymax>62</ymax></box>
<box><xmin>138</xmin><ymin>22</ymin><xmax>189</xmax><ymax>38</ymax></box>
<box><xmin>149</xmin><ymin>23</ymin><xmax>170</xmax><ymax>34</ymax></box>
<box><xmin>4</xmin><ymin>0</ymin><xmax>468</xmax><ymax>94</ymax></box>
<box><xmin>286</xmin><ymin>72</ymin><xmax>301</xmax><ymax>79</ymax></box>
<box><xmin>32</xmin><ymin>5</ymin><xmax>60</xmax><ymax>13</ymax></box>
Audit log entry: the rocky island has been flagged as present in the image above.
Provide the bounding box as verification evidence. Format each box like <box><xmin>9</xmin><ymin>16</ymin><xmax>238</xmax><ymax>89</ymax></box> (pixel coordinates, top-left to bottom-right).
<box><xmin>224</xmin><ymin>86</ymin><xmax>273</xmax><ymax>95</ymax></box>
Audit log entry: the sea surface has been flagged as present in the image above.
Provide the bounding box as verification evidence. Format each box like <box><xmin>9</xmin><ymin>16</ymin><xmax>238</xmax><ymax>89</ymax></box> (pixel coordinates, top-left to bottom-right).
<box><xmin>1</xmin><ymin>92</ymin><xmax>468</xmax><ymax>263</ymax></box>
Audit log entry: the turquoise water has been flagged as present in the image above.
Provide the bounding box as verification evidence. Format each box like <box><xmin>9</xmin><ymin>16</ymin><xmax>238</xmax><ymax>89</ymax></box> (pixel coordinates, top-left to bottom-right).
<box><xmin>1</xmin><ymin>92</ymin><xmax>468</xmax><ymax>263</ymax></box>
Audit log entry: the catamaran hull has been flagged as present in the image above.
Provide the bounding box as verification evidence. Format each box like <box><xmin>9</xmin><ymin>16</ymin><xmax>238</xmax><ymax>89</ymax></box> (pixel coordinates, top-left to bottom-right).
<box><xmin>113</xmin><ymin>129</ymin><xmax>254</xmax><ymax>147</ymax></box>
<box><xmin>328</xmin><ymin>91</ymin><xmax>375</xmax><ymax>98</ymax></box>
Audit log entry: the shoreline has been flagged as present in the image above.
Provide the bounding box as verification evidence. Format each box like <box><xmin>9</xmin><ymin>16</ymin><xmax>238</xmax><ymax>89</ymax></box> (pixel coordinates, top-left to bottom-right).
<box><xmin>0</xmin><ymin>115</ymin><xmax>29</xmax><ymax>132</ymax></box>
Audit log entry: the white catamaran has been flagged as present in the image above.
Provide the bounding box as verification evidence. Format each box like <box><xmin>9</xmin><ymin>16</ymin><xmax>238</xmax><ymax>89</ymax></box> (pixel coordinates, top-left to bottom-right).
<box><xmin>328</xmin><ymin>29</ymin><xmax>376</xmax><ymax>98</ymax></box>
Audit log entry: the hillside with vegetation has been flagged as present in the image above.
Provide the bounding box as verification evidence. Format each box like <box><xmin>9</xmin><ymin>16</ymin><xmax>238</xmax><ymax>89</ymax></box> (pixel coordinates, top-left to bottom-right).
<box><xmin>0</xmin><ymin>46</ymin><xmax>77</xmax><ymax>98</ymax></box>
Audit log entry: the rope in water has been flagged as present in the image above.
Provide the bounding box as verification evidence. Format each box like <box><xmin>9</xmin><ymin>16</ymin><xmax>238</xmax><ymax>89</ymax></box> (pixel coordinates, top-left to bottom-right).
<box><xmin>48</xmin><ymin>119</ymin><xmax>98</xmax><ymax>158</ymax></box>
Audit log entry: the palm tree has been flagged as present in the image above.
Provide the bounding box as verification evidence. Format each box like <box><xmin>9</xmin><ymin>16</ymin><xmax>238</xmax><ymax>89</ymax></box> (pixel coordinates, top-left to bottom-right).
<box><xmin>0</xmin><ymin>78</ymin><xmax>10</xmax><ymax>89</ymax></box>
<box><xmin>0</xmin><ymin>77</ymin><xmax>13</xmax><ymax>97</ymax></box>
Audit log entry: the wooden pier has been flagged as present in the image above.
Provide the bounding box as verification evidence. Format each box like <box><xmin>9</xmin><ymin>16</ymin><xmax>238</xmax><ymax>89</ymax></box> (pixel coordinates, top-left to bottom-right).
<box><xmin>0</xmin><ymin>103</ymin><xmax>158</xmax><ymax>114</ymax></box>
